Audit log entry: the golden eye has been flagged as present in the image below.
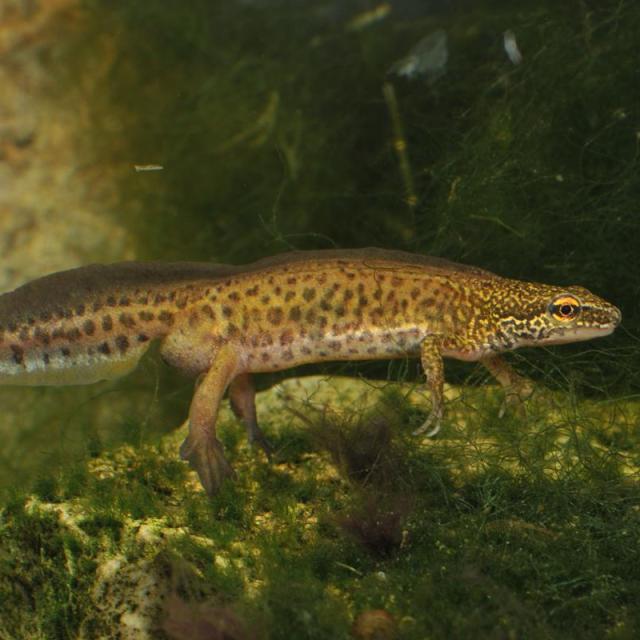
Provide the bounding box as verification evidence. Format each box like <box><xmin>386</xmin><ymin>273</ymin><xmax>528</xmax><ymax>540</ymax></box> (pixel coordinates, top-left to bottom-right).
<box><xmin>549</xmin><ymin>295</ymin><xmax>581</xmax><ymax>321</ymax></box>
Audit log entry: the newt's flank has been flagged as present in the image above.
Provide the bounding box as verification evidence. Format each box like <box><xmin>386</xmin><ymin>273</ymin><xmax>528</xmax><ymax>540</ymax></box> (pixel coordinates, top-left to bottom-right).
<box><xmin>0</xmin><ymin>249</ymin><xmax>621</xmax><ymax>496</ymax></box>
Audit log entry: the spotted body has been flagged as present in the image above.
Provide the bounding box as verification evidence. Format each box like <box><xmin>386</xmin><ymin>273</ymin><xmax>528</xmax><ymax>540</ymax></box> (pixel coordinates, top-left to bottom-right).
<box><xmin>0</xmin><ymin>249</ymin><xmax>621</xmax><ymax>495</ymax></box>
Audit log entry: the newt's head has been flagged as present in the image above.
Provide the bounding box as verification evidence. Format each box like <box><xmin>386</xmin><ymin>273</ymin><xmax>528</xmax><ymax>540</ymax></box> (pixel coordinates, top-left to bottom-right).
<box><xmin>490</xmin><ymin>282</ymin><xmax>621</xmax><ymax>351</ymax></box>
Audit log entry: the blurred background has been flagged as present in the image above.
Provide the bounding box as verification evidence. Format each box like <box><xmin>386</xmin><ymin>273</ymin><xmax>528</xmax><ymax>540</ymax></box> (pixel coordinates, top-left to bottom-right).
<box><xmin>0</xmin><ymin>0</ymin><xmax>637</xmax><ymax>490</ymax></box>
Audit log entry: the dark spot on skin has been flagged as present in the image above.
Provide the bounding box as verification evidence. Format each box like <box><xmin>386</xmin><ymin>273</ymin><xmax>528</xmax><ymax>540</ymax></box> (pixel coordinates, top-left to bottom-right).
<box><xmin>320</xmin><ymin>299</ymin><xmax>332</xmax><ymax>312</ymax></box>
<box><xmin>261</xmin><ymin>352</ymin><xmax>270</xmax><ymax>362</ymax></box>
<box><xmin>319</xmin><ymin>350</ymin><xmax>328</xmax><ymax>357</ymax></box>
<box><xmin>222</xmin><ymin>306</ymin><xmax>233</xmax><ymax>318</ymax></box>
<box><xmin>401</xmin><ymin>299</ymin><xmax>409</xmax><ymax>311</ymax></box>
<box><xmin>289</xmin><ymin>306</ymin><xmax>301</xmax><ymax>322</ymax></box>
<box><xmin>201</xmin><ymin>305</ymin><xmax>215</xmax><ymax>320</ymax></box>
<box><xmin>280</xmin><ymin>329</ymin><xmax>294</xmax><ymax>345</ymax></box>
<box><xmin>98</xmin><ymin>342</ymin><xmax>110</xmax><ymax>355</ymax></box>
<box><xmin>18</xmin><ymin>328</ymin><xmax>29</xmax><ymax>342</ymax></box>
<box><xmin>11</xmin><ymin>345</ymin><xmax>24</xmax><ymax>364</ymax></box>
<box><xmin>391</xmin><ymin>277</ymin><xmax>403</xmax><ymax>287</ymax></box>
<box><xmin>245</xmin><ymin>285</ymin><xmax>259</xmax><ymax>296</ymax></box>
<box><xmin>411</xmin><ymin>287</ymin><xmax>420</xmax><ymax>300</ymax></box>
<box><xmin>228</xmin><ymin>291</ymin><xmax>240</xmax><ymax>302</ymax></box>
<box><xmin>301</xmin><ymin>346</ymin><xmax>312</xmax><ymax>355</ymax></box>
<box><xmin>343</xmin><ymin>289</ymin><xmax>354</xmax><ymax>302</ymax></box>
<box><xmin>358</xmin><ymin>296</ymin><xmax>369</xmax><ymax>307</ymax></box>
<box><xmin>357</xmin><ymin>283</ymin><xmax>365</xmax><ymax>294</ymax></box>
<box><xmin>159</xmin><ymin>311</ymin><xmax>174</xmax><ymax>326</ymax></box>
<box><xmin>420</xmin><ymin>297</ymin><xmax>435</xmax><ymax>308</ymax></box>
<box><xmin>284</xmin><ymin>291</ymin><xmax>295</xmax><ymax>302</ymax></box>
<box><xmin>119</xmin><ymin>297</ymin><xmax>130</xmax><ymax>306</ymax></box>
<box><xmin>83</xmin><ymin>320</ymin><xmax>96</xmax><ymax>336</ymax></box>
<box><xmin>137</xmin><ymin>295</ymin><xmax>149</xmax><ymax>305</ymax></box>
<box><xmin>287</xmin><ymin>277</ymin><xmax>297</xmax><ymax>285</ymax></box>
<box><xmin>61</xmin><ymin>347</ymin><xmax>71</xmax><ymax>357</ymax></box>
<box><xmin>303</xmin><ymin>288</ymin><xmax>316</xmax><ymax>302</ymax></box>
<box><xmin>63</xmin><ymin>309</ymin><xmax>73</xmax><ymax>320</ymax></box>
<box><xmin>226</xmin><ymin>323</ymin><xmax>239</xmax><ymax>337</ymax></box>
<box><xmin>349</xmin><ymin>348</ymin><xmax>358</xmax><ymax>354</ymax></box>
<box><xmin>139</xmin><ymin>311</ymin><xmax>154</xmax><ymax>322</ymax></box>
<box><xmin>102</xmin><ymin>316</ymin><xmax>113</xmax><ymax>331</ymax></box>
<box><xmin>8</xmin><ymin>322</ymin><xmax>17</xmax><ymax>333</ymax></box>
<box><xmin>262</xmin><ymin>334</ymin><xmax>274</xmax><ymax>346</ymax></box>
<box><xmin>373</xmin><ymin>289</ymin><xmax>382</xmax><ymax>301</ymax></box>
<box><xmin>345</xmin><ymin>272</ymin><xmax>356</xmax><ymax>280</ymax></box>
<box><xmin>329</xmin><ymin>341</ymin><xmax>341</xmax><ymax>351</ymax></box>
<box><xmin>67</xmin><ymin>328</ymin><xmax>81</xmax><ymax>341</ymax></box>
<box><xmin>175</xmin><ymin>298</ymin><xmax>188</xmax><ymax>310</ymax></box>
<box><xmin>39</xmin><ymin>311</ymin><xmax>51</xmax><ymax>322</ymax></box>
<box><xmin>138</xmin><ymin>334</ymin><xmax>149</xmax><ymax>342</ymax></box>
<box><xmin>335</xmin><ymin>305</ymin><xmax>346</xmax><ymax>317</ymax></box>
<box><xmin>261</xmin><ymin>295</ymin><xmax>271</xmax><ymax>305</ymax></box>
<box><xmin>306</xmin><ymin>309</ymin><xmax>316</xmax><ymax>324</ymax></box>
<box><xmin>267</xmin><ymin>276</ymin><xmax>274</xmax><ymax>285</ymax></box>
<box><xmin>267</xmin><ymin>307</ymin><xmax>284</xmax><ymax>325</ymax></box>
<box><xmin>115</xmin><ymin>335</ymin><xmax>129</xmax><ymax>353</ymax></box>
<box><xmin>43</xmin><ymin>353</ymin><xmax>50</xmax><ymax>364</ymax></box>
<box><xmin>35</xmin><ymin>328</ymin><xmax>50</xmax><ymax>345</ymax></box>
<box><xmin>106</xmin><ymin>296</ymin><xmax>117</xmax><ymax>307</ymax></box>
<box><xmin>318</xmin><ymin>316</ymin><xmax>328</xmax><ymax>329</ymax></box>
<box><xmin>52</xmin><ymin>327</ymin><xmax>65</xmax><ymax>339</ymax></box>
<box><xmin>168</xmin><ymin>291</ymin><xmax>176</xmax><ymax>302</ymax></box>
<box><xmin>210</xmin><ymin>295</ymin><xmax>218</xmax><ymax>303</ymax></box>
<box><xmin>274</xmin><ymin>286</ymin><xmax>282</xmax><ymax>296</ymax></box>
<box><xmin>283</xmin><ymin>350</ymin><xmax>294</xmax><ymax>361</ymax></box>
<box><xmin>367</xmin><ymin>347</ymin><xmax>377</xmax><ymax>354</ymax></box>
<box><xmin>119</xmin><ymin>313</ymin><xmax>136</xmax><ymax>328</ymax></box>
<box><xmin>75</xmin><ymin>304</ymin><xmax>85</xmax><ymax>316</ymax></box>
<box><xmin>154</xmin><ymin>294</ymin><xmax>166</xmax><ymax>305</ymax></box>
<box><xmin>92</xmin><ymin>302</ymin><xmax>103</xmax><ymax>312</ymax></box>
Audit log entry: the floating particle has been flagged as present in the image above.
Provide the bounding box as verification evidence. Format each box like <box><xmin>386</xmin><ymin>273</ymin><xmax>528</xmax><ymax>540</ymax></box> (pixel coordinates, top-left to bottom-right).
<box><xmin>134</xmin><ymin>164</ymin><xmax>164</xmax><ymax>172</ymax></box>
<box><xmin>347</xmin><ymin>3</ymin><xmax>391</xmax><ymax>32</ymax></box>
<box><xmin>503</xmin><ymin>29</ymin><xmax>523</xmax><ymax>65</ymax></box>
<box><xmin>390</xmin><ymin>29</ymin><xmax>448</xmax><ymax>82</ymax></box>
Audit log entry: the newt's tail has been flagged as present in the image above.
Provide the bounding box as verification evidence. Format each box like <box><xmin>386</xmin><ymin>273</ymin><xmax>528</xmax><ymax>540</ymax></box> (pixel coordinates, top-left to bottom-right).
<box><xmin>180</xmin><ymin>434</ymin><xmax>235</xmax><ymax>496</ymax></box>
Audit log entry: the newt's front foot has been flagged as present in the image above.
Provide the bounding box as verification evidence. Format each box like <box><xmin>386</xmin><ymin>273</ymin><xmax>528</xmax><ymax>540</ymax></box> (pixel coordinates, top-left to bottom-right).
<box><xmin>180</xmin><ymin>434</ymin><xmax>235</xmax><ymax>496</ymax></box>
<box><xmin>498</xmin><ymin>379</ymin><xmax>535</xmax><ymax>419</ymax></box>
<box><xmin>413</xmin><ymin>405</ymin><xmax>444</xmax><ymax>437</ymax></box>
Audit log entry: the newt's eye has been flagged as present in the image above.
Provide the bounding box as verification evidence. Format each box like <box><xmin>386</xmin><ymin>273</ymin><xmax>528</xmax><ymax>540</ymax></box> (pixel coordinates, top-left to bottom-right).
<box><xmin>548</xmin><ymin>295</ymin><xmax>581</xmax><ymax>321</ymax></box>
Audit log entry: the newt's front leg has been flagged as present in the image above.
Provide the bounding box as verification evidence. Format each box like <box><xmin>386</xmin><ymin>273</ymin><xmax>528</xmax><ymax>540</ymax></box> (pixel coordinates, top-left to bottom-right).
<box><xmin>480</xmin><ymin>354</ymin><xmax>534</xmax><ymax>418</ymax></box>
<box><xmin>179</xmin><ymin>344</ymin><xmax>240</xmax><ymax>496</ymax></box>
<box><xmin>413</xmin><ymin>335</ymin><xmax>445</xmax><ymax>437</ymax></box>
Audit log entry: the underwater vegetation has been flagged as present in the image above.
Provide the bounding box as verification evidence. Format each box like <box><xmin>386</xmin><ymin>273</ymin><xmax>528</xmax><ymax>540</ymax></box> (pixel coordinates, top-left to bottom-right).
<box><xmin>1</xmin><ymin>0</ymin><xmax>639</xmax><ymax>638</ymax></box>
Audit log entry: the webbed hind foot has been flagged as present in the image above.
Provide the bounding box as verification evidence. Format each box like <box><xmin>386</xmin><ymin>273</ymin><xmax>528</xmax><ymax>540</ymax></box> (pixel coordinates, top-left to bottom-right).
<box><xmin>180</xmin><ymin>434</ymin><xmax>235</xmax><ymax>496</ymax></box>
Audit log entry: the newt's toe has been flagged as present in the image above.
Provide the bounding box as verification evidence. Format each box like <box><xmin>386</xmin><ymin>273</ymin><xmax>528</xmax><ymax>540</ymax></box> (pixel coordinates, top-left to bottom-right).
<box><xmin>180</xmin><ymin>435</ymin><xmax>235</xmax><ymax>496</ymax></box>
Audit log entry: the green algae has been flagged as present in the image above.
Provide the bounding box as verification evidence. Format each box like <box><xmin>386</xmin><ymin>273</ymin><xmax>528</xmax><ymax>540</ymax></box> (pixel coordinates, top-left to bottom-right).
<box><xmin>1</xmin><ymin>377</ymin><xmax>639</xmax><ymax>639</ymax></box>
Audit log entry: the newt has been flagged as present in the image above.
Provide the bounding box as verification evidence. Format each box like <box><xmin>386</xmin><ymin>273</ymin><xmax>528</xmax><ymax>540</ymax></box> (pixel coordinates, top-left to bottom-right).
<box><xmin>0</xmin><ymin>249</ymin><xmax>621</xmax><ymax>495</ymax></box>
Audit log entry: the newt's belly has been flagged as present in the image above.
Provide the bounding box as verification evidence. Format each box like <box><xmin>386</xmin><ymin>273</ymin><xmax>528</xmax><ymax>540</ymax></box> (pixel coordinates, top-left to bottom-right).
<box><xmin>240</xmin><ymin>326</ymin><xmax>427</xmax><ymax>373</ymax></box>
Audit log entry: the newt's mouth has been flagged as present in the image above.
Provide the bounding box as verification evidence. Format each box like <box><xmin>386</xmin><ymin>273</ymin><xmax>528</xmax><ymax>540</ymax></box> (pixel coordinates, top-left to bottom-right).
<box><xmin>545</xmin><ymin>323</ymin><xmax>618</xmax><ymax>345</ymax></box>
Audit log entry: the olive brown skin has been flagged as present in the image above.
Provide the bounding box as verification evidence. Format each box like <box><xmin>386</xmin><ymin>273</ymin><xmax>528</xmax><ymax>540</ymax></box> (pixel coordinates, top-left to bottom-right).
<box><xmin>0</xmin><ymin>249</ymin><xmax>621</xmax><ymax>495</ymax></box>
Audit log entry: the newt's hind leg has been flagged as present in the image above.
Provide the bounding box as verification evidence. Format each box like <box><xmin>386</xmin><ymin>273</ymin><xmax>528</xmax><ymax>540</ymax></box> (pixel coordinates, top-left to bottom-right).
<box><xmin>179</xmin><ymin>344</ymin><xmax>240</xmax><ymax>496</ymax></box>
<box><xmin>228</xmin><ymin>373</ymin><xmax>273</xmax><ymax>460</ymax></box>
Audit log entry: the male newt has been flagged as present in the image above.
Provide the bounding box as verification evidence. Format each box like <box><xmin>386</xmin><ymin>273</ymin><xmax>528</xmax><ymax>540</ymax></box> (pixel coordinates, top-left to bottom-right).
<box><xmin>0</xmin><ymin>249</ymin><xmax>621</xmax><ymax>495</ymax></box>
